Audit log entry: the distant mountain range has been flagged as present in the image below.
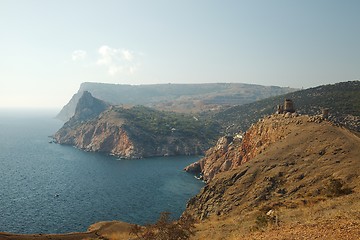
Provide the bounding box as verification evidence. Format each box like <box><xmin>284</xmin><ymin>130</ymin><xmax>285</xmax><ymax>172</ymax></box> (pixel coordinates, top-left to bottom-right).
<box><xmin>56</xmin><ymin>82</ymin><xmax>296</xmax><ymax>121</ymax></box>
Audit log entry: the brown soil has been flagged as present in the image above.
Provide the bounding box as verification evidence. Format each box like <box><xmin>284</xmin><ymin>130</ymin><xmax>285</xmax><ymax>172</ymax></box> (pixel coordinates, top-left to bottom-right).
<box><xmin>0</xmin><ymin>221</ymin><xmax>133</xmax><ymax>240</ymax></box>
<box><xmin>245</xmin><ymin>219</ymin><xmax>360</xmax><ymax>240</ymax></box>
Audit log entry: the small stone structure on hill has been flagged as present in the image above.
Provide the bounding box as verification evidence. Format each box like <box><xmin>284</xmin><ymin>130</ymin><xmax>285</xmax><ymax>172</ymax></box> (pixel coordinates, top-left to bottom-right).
<box><xmin>276</xmin><ymin>99</ymin><xmax>295</xmax><ymax>114</ymax></box>
<box><xmin>322</xmin><ymin>108</ymin><xmax>329</xmax><ymax>119</ymax></box>
<box><xmin>276</xmin><ymin>105</ymin><xmax>284</xmax><ymax>114</ymax></box>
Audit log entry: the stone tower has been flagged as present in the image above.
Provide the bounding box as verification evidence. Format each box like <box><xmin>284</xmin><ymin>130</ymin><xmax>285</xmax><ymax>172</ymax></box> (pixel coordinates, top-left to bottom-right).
<box><xmin>322</xmin><ymin>108</ymin><xmax>329</xmax><ymax>118</ymax></box>
<box><xmin>276</xmin><ymin>105</ymin><xmax>284</xmax><ymax>114</ymax></box>
<box><xmin>284</xmin><ymin>99</ymin><xmax>295</xmax><ymax>113</ymax></box>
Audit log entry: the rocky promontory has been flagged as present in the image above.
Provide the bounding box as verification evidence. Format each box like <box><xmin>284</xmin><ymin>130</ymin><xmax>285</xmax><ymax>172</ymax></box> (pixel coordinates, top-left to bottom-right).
<box><xmin>185</xmin><ymin>113</ymin><xmax>307</xmax><ymax>181</ymax></box>
<box><xmin>54</xmin><ymin>92</ymin><xmax>219</xmax><ymax>158</ymax></box>
<box><xmin>183</xmin><ymin>113</ymin><xmax>360</xmax><ymax>239</ymax></box>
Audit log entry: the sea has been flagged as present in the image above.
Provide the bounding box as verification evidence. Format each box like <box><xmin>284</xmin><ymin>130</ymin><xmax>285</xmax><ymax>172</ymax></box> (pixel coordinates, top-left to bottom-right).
<box><xmin>0</xmin><ymin>110</ymin><xmax>204</xmax><ymax>234</ymax></box>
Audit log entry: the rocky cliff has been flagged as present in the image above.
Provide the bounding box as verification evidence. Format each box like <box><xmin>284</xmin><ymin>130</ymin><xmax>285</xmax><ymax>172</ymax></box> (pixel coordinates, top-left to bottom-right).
<box><xmin>72</xmin><ymin>91</ymin><xmax>110</xmax><ymax>121</ymax></box>
<box><xmin>54</xmin><ymin>92</ymin><xmax>219</xmax><ymax>158</ymax></box>
<box><xmin>185</xmin><ymin>113</ymin><xmax>305</xmax><ymax>181</ymax></box>
<box><xmin>184</xmin><ymin>114</ymin><xmax>360</xmax><ymax>239</ymax></box>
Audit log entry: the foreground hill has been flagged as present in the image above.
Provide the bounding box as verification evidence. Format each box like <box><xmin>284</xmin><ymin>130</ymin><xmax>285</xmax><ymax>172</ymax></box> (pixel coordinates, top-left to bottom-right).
<box><xmin>56</xmin><ymin>82</ymin><xmax>295</xmax><ymax>121</ymax></box>
<box><xmin>54</xmin><ymin>91</ymin><xmax>220</xmax><ymax>158</ymax></box>
<box><xmin>184</xmin><ymin>114</ymin><xmax>360</xmax><ymax>239</ymax></box>
<box><xmin>214</xmin><ymin>80</ymin><xmax>360</xmax><ymax>134</ymax></box>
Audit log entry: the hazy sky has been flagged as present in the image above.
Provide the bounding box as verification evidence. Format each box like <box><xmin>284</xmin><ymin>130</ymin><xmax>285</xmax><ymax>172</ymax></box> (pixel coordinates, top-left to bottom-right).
<box><xmin>1</xmin><ymin>0</ymin><xmax>359</xmax><ymax>109</ymax></box>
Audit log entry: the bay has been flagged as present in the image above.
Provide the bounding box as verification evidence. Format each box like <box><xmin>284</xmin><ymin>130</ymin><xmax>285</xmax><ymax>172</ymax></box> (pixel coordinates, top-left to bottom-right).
<box><xmin>0</xmin><ymin>110</ymin><xmax>203</xmax><ymax>234</ymax></box>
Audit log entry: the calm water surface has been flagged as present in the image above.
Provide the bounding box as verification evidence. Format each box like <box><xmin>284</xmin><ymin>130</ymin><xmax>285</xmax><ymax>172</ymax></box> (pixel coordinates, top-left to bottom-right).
<box><xmin>0</xmin><ymin>110</ymin><xmax>204</xmax><ymax>234</ymax></box>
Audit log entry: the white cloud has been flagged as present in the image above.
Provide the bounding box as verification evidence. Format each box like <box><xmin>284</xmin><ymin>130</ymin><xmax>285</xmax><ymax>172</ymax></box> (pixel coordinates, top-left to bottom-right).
<box><xmin>122</xmin><ymin>50</ymin><xmax>134</xmax><ymax>62</ymax></box>
<box><xmin>96</xmin><ymin>45</ymin><xmax>138</xmax><ymax>76</ymax></box>
<box><xmin>72</xmin><ymin>50</ymin><xmax>87</xmax><ymax>61</ymax></box>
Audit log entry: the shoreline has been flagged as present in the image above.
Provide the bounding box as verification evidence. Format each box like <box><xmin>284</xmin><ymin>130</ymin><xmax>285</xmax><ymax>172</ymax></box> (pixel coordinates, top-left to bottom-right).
<box><xmin>0</xmin><ymin>221</ymin><xmax>133</xmax><ymax>240</ymax></box>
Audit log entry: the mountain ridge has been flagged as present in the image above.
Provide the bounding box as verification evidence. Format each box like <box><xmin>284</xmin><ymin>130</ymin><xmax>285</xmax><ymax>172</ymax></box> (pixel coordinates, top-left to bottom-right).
<box><xmin>56</xmin><ymin>82</ymin><xmax>296</xmax><ymax>121</ymax></box>
<box><xmin>213</xmin><ymin>80</ymin><xmax>360</xmax><ymax>134</ymax></box>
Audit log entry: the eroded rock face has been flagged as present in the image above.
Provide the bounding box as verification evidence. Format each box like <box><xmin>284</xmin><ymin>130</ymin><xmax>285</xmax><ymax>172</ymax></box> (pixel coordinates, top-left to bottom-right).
<box><xmin>73</xmin><ymin>91</ymin><xmax>110</xmax><ymax>122</ymax></box>
<box><xmin>54</xmin><ymin>118</ymin><xmax>139</xmax><ymax>158</ymax></box>
<box><xmin>184</xmin><ymin>135</ymin><xmax>238</xmax><ymax>180</ymax></box>
<box><xmin>185</xmin><ymin>114</ymin><xmax>330</xmax><ymax>182</ymax></box>
<box><xmin>54</xmin><ymin>113</ymin><xmax>209</xmax><ymax>158</ymax></box>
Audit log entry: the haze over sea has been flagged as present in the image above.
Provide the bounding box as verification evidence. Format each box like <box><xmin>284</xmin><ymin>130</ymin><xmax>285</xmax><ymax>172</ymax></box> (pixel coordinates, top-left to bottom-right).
<box><xmin>0</xmin><ymin>110</ymin><xmax>203</xmax><ymax>234</ymax></box>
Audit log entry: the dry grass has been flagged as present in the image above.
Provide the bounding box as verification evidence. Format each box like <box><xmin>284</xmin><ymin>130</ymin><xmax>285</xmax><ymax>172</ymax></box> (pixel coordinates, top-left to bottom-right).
<box><xmin>190</xmin><ymin>192</ymin><xmax>360</xmax><ymax>240</ymax></box>
<box><xmin>186</xmin><ymin>116</ymin><xmax>360</xmax><ymax>239</ymax></box>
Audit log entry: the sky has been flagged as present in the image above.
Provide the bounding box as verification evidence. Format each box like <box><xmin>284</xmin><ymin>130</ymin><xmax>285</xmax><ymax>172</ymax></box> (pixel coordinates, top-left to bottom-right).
<box><xmin>0</xmin><ymin>0</ymin><xmax>359</xmax><ymax>109</ymax></box>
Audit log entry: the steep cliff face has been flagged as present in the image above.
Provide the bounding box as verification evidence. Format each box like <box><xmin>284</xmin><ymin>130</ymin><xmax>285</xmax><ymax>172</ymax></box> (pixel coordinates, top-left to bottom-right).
<box><xmin>54</xmin><ymin>93</ymin><xmax>219</xmax><ymax>158</ymax></box>
<box><xmin>54</xmin><ymin>111</ymin><xmax>212</xmax><ymax>158</ymax></box>
<box><xmin>184</xmin><ymin>114</ymin><xmax>360</xmax><ymax>239</ymax></box>
<box><xmin>185</xmin><ymin>113</ymin><xmax>306</xmax><ymax>181</ymax></box>
<box><xmin>73</xmin><ymin>91</ymin><xmax>110</xmax><ymax>121</ymax></box>
<box><xmin>55</xmin><ymin>115</ymin><xmax>137</xmax><ymax>158</ymax></box>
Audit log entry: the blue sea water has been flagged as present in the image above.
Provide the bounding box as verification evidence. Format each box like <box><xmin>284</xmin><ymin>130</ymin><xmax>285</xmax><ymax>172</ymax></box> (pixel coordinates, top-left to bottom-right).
<box><xmin>0</xmin><ymin>110</ymin><xmax>204</xmax><ymax>234</ymax></box>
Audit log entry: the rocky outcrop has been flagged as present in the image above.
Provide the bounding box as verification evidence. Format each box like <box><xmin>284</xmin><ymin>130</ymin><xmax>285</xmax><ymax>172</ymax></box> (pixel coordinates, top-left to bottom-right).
<box><xmin>54</xmin><ymin>114</ymin><xmax>210</xmax><ymax>158</ymax></box>
<box><xmin>54</xmin><ymin>94</ymin><xmax>218</xmax><ymax>158</ymax></box>
<box><xmin>55</xmin><ymin>118</ymin><xmax>138</xmax><ymax>158</ymax></box>
<box><xmin>184</xmin><ymin>135</ymin><xmax>238</xmax><ymax>180</ymax></box>
<box><xmin>184</xmin><ymin>113</ymin><xmax>346</xmax><ymax>182</ymax></box>
<box><xmin>72</xmin><ymin>91</ymin><xmax>109</xmax><ymax>121</ymax></box>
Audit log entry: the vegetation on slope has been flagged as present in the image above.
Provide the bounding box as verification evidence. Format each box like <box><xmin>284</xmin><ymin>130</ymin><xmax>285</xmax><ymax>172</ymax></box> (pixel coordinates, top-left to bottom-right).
<box><xmin>114</xmin><ymin>105</ymin><xmax>220</xmax><ymax>145</ymax></box>
<box><xmin>214</xmin><ymin>81</ymin><xmax>360</xmax><ymax>134</ymax></box>
<box><xmin>130</xmin><ymin>212</ymin><xmax>195</xmax><ymax>240</ymax></box>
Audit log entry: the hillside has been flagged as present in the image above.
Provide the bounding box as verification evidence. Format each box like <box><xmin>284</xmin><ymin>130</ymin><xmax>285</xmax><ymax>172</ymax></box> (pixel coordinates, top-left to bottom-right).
<box><xmin>56</xmin><ymin>82</ymin><xmax>296</xmax><ymax>121</ymax></box>
<box><xmin>214</xmin><ymin>81</ymin><xmax>360</xmax><ymax>134</ymax></box>
<box><xmin>54</xmin><ymin>92</ymin><xmax>220</xmax><ymax>158</ymax></box>
<box><xmin>185</xmin><ymin>114</ymin><xmax>360</xmax><ymax>239</ymax></box>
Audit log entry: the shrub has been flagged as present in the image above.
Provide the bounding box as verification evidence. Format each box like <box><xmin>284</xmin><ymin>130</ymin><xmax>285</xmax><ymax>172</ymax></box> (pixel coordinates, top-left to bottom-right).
<box><xmin>255</xmin><ymin>214</ymin><xmax>268</xmax><ymax>230</ymax></box>
<box><xmin>325</xmin><ymin>178</ymin><xmax>352</xmax><ymax>197</ymax></box>
<box><xmin>130</xmin><ymin>212</ymin><xmax>195</xmax><ymax>240</ymax></box>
